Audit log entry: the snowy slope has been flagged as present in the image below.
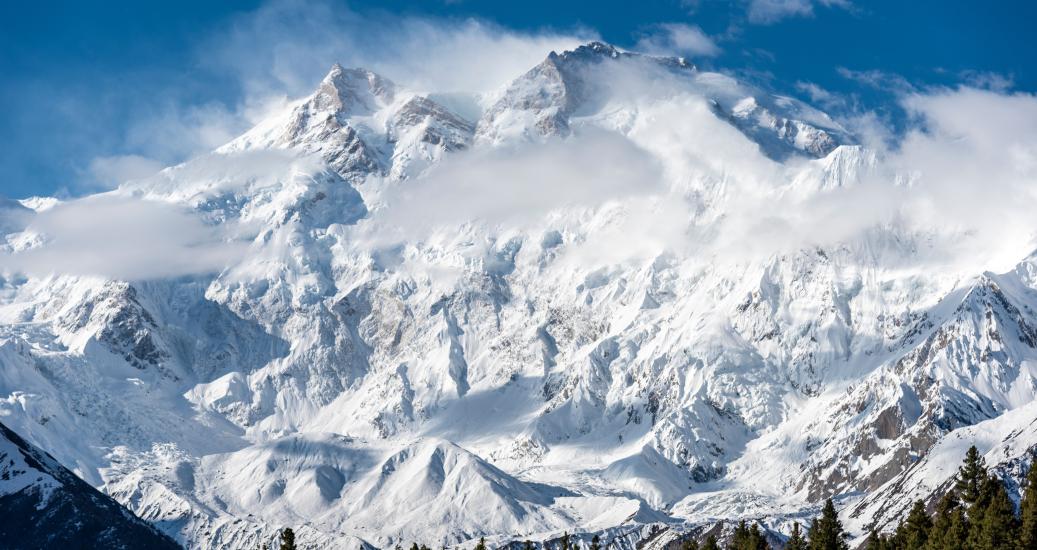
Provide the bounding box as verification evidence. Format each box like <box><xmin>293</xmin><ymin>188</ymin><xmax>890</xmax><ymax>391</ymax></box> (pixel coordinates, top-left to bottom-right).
<box><xmin>0</xmin><ymin>420</ymin><xmax>181</xmax><ymax>549</ymax></box>
<box><xmin>476</xmin><ymin>42</ymin><xmax>846</xmax><ymax>160</ymax></box>
<box><xmin>1</xmin><ymin>41</ymin><xmax>1035</xmax><ymax>549</ymax></box>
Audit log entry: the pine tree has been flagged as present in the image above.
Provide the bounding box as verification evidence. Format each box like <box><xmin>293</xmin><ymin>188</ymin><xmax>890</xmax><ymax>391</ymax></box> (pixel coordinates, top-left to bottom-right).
<box><xmin>974</xmin><ymin>478</ymin><xmax>1018</xmax><ymax>550</ymax></box>
<box><xmin>807</xmin><ymin>499</ymin><xmax>848</xmax><ymax>550</ymax></box>
<box><xmin>279</xmin><ymin>528</ymin><xmax>296</xmax><ymax>550</ymax></box>
<box><xmin>724</xmin><ymin>520</ymin><xmax>769</xmax><ymax>550</ymax></box>
<box><xmin>861</xmin><ymin>529</ymin><xmax>890</xmax><ymax>550</ymax></box>
<box><xmin>1019</xmin><ymin>461</ymin><xmax>1037</xmax><ymax>550</ymax></box>
<box><xmin>559</xmin><ymin>532</ymin><xmax>571</xmax><ymax>550</ymax></box>
<box><xmin>925</xmin><ymin>492</ymin><xmax>968</xmax><ymax>550</ymax></box>
<box><xmin>590</xmin><ymin>535</ymin><xmax>601</xmax><ymax>550</ymax></box>
<box><xmin>523</xmin><ymin>541</ymin><xmax>534</xmax><ymax>550</ymax></box>
<box><xmin>944</xmin><ymin>508</ymin><xmax>970</xmax><ymax>550</ymax></box>
<box><xmin>807</xmin><ymin>519</ymin><xmax>820</xmax><ymax>547</ymax></box>
<box><xmin>949</xmin><ymin>506</ymin><xmax>970</xmax><ymax>547</ymax></box>
<box><xmin>864</xmin><ymin>446</ymin><xmax>1029</xmax><ymax>550</ymax></box>
<box><xmin>702</xmin><ymin>535</ymin><xmax>721</xmax><ymax>550</ymax></box>
<box><xmin>785</xmin><ymin>523</ymin><xmax>806</xmax><ymax>550</ymax></box>
<box><xmin>957</xmin><ymin>445</ymin><xmax>988</xmax><ymax>507</ymax></box>
<box><xmin>474</xmin><ymin>537</ymin><xmax>487</xmax><ymax>550</ymax></box>
<box><xmin>410</xmin><ymin>543</ymin><xmax>420</xmax><ymax>550</ymax></box>
<box><xmin>729</xmin><ymin>520</ymin><xmax>750</xmax><ymax>550</ymax></box>
<box><xmin>967</xmin><ymin>474</ymin><xmax>1005</xmax><ymax>547</ymax></box>
<box><xmin>747</xmin><ymin>523</ymin><xmax>769</xmax><ymax>550</ymax></box>
<box><xmin>899</xmin><ymin>500</ymin><xmax>932</xmax><ymax>549</ymax></box>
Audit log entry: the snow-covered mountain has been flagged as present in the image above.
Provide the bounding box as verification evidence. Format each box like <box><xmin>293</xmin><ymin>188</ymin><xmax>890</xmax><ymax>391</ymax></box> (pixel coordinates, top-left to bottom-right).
<box><xmin>1</xmin><ymin>42</ymin><xmax>1035</xmax><ymax>548</ymax></box>
<box><xmin>0</xmin><ymin>420</ymin><xmax>181</xmax><ymax>549</ymax></box>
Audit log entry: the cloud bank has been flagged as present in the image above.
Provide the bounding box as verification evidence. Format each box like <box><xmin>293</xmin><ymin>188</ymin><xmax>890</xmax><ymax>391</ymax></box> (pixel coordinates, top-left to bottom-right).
<box><xmin>365</xmin><ymin>130</ymin><xmax>664</xmax><ymax>244</ymax></box>
<box><xmin>1</xmin><ymin>195</ymin><xmax>247</xmax><ymax>280</ymax></box>
<box><xmin>704</xmin><ymin>86</ymin><xmax>1037</xmax><ymax>273</ymax></box>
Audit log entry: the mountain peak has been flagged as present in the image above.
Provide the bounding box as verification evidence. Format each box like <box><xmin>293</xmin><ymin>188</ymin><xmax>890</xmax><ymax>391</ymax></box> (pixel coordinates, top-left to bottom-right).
<box><xmin>572</xmin><ymin>41</ymin><xmax>621</xmax><ymax>57</ymax></box>
<box><xmin>313</xmin><ymin>64</ymin><xmax>395</xmax><ymax>114</ymax></box>
<box><xmin>547</xmin><ymin>41</ymin><xmax>622</xmax><ymax>64</ymax></box>
<box><xmin>321</xmin><ymin>62</ymin><xmax>349</xmax><ymax>84</ymax></box>
<box><xmin>546</xmin><ymin>40</ymin><xmax>696</xmax><ymax>73</ymax></box>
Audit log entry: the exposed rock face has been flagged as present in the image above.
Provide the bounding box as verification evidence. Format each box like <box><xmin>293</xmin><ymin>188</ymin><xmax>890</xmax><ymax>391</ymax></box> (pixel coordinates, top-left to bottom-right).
<box><xmin>60</xmin><ymin>282</ymin><xmax>171</xmax><ymax>373</ymax></box>
<box><xmin>476</xmin><ymin>42</ymin><xmax>691</xmax><ymax>143</ymax></box>
<box><xmin>219</xmin><ymin>64</ymin><xmax>475</xmax><ymax>184</ymax></box>
<box><xmin>266</xmin><ymin>66</ymin><xmax>394</xmax><ymax>180</ymax></box>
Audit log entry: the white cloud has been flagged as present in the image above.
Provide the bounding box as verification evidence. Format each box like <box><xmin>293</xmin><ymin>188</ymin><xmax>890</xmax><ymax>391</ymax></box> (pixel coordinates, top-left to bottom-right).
<box><xmin>634</xmin><ymin>23</ymin><xmax>721</xmax><ymax>58</ymax></box>
<box><xmin>79</xmin><ymin>101</ymin><xmax>256</xmax><ymax>197</ymax></box>
<box><xmin>468</xmin><ymin>66</ymin><xmax>1037</xmax><ymax>277</ymax></box>
<box><xmin>365</xmin><ymin>129</ymin><xmax>664</xmax><ymax>244</ymax></box>
<box><xmin>884</xmin><ymin>88</ymin><xmax>1037</xmax><ymax>270</ymax></box>
<box><xmin>747</xmin><ymin>0</ymin><xmax>852</xmax><ymax>24</ymax></box>
<box><xmin>958</xmin><ymin>70</ymin><xmax>1015</xmax><ymax>92</ymax></box>
<box><xmin>123</xmin><ymin>102</ymin><xmax>246</xmax><ymax>163</ymax></box>
<box><xmin>795</xmin><ymin>81</ymin><xmax>845</xmax><ymax>110</ymax></box>
<box><xmin>1</xmin><ymin>195</ymin><xmax>248</xmax><ymax>280</ymax></box>
<box><xmin>205</xmin><ymin>0</ymin><xmax>593</xmax><ymax>97</ymax></box>
<box><xmin>748</xmin><ymin>0</ymin><xmax>812</xmax><ymax>23</ymax></box>
<box><xmin>837</xmin><ymin>67</ymin><xmax>916</xmax><ymax>94</ymax></box>
<box><xmin>87</xmin><ymin>155</ymin><xmax>165</xmax><ymax>189</ymax></box>
<box><xmin>702</xmin><ymin>86</ymin><xmax>1037</xmax><ymax>272</ymax></box>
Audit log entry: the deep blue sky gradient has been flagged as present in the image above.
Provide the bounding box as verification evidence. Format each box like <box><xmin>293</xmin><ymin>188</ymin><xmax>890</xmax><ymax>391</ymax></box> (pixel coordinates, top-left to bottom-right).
<box><xmin>2</xmin><ymin>0</ymin><xmax>1035</xmax><ymax>198</ymax></box>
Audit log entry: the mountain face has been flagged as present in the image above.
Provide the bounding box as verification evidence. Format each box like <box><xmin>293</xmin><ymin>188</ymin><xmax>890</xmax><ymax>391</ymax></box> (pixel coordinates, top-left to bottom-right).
<box><xmin>0</xmin><ymin>420</ymin><xmax>181</xmax><ymax>549</ymax></box>
<box><xmin>475</xmin><ymin>42</ymin><xmax>844</xmax><ymax>160</ymax></box>
<box><xmin>0</xmin><ymin>41</ymin><xmax>1034</xmax><ymax>549</ymax></box>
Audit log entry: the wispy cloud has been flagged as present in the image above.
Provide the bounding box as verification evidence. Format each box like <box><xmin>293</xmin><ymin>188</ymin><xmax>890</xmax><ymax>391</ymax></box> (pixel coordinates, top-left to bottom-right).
<box><xmin>86</xmin><ymin>155</ymin><xmax>165</xmax><ymax>190</ymax></box>
<box><xmin>634</xmin><ymin>23</ymin><xmax>721</xmax><ymax>58</ymax></box>
<box><xmin>93</xmin><ymin>0</ymin><xmax>592</xmax><ymax>195</ymax></box>
<box><xmin>958</xmin><ymin>70</ymin><xmax>1015</xmax><ymax>92</ymax></box>
<box><xmin>746</xmin><ymin>0</ymin><xmax>853</xmax><ymax>24</ymax></box>
<box><xmin>795</xmin><ymin>81</ymin><xmax>847</xmax><ymax>111</ymax></box>
<box><xmin>205</xmin><ymin>0</ymin><xmax>593</xmax><ymax>98</ymax></box>
<box><xmin>836</xmin><ymin>67</ymin><xmax>916</xmax><ymax>94</ymax></box>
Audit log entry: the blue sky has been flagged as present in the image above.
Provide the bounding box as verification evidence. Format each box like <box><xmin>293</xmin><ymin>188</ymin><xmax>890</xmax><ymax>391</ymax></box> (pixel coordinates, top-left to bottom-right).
<box><xmin>2</xmin><ymin>0</ymin><xmax>1035</xmax><ymax>199</ymax></box>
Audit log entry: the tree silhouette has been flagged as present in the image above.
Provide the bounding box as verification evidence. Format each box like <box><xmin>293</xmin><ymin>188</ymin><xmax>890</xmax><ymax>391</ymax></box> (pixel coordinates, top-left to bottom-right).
<box><xmin>807</xmin><ymin>499</ymin><xmax>848</xmax><ymax>550</ymax></box>
<box><xmin>279</xmin><ymin>528</ymin><xmax>296</xmax><ymax>550</ymax></box>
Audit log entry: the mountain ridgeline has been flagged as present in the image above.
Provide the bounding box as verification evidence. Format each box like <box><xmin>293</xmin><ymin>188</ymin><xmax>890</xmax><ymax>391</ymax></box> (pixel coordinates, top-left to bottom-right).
<box><xmin>0</xmin><ymin>421</ymin><xmax>181</xmax><ymax>549</ymax></box>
